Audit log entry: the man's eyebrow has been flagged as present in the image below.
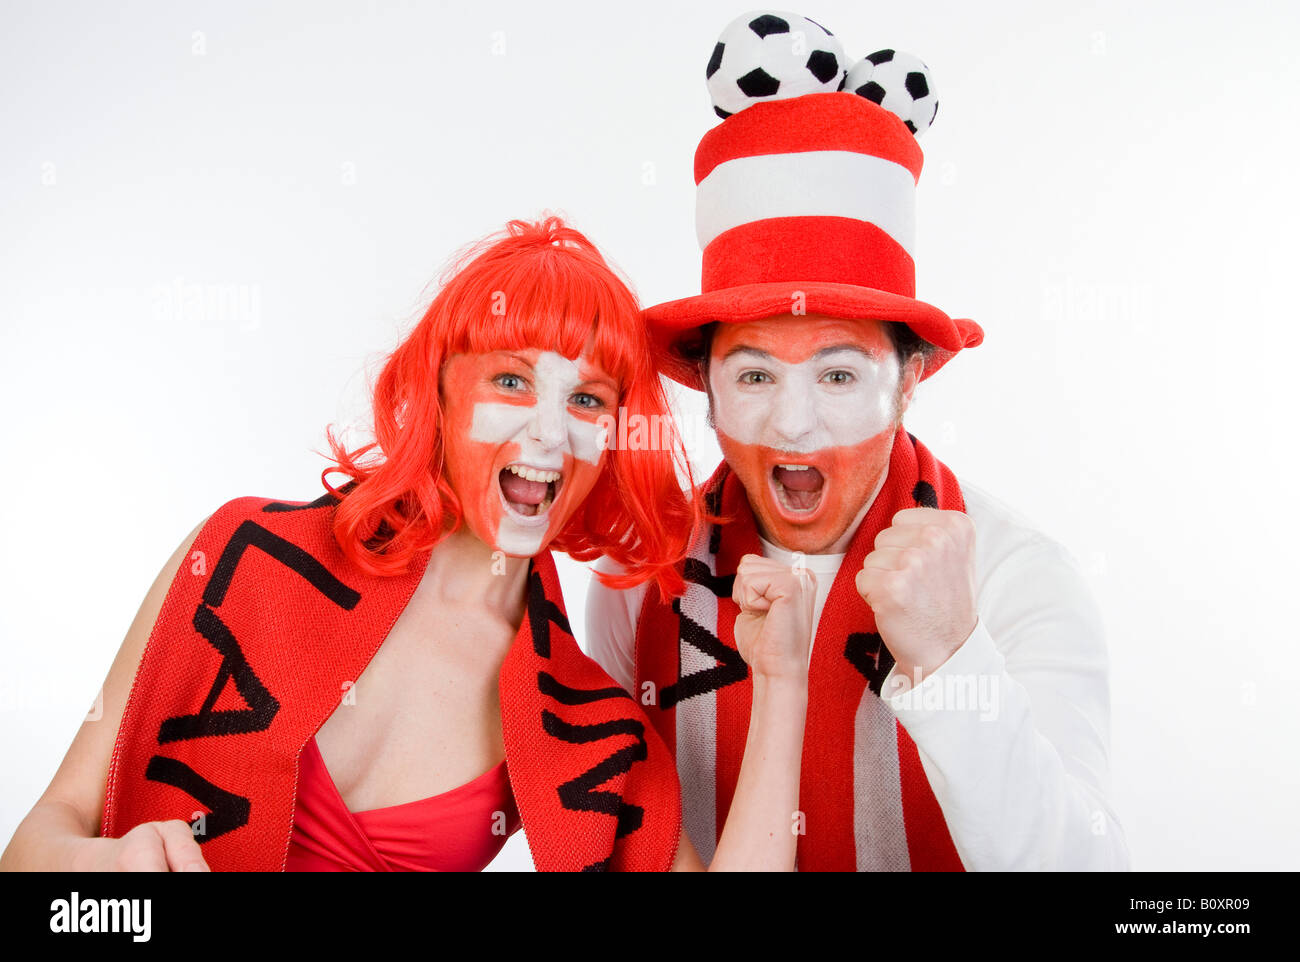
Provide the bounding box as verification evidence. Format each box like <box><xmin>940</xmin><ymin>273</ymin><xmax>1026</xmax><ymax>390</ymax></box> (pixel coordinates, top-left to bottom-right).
<box><xmin>720</xmin><ymin>345</ymin><xmax>773</xmax><ymax>363</ymax></box>
<box><xmin>720</xmin><ymin>343</ymin><xmax>885</xmax><ymax>364</ymax></box>
<box><xmin>811</xmin><ymin>343</ymin><xmax>885</xmax><ymax>362</ymax></box>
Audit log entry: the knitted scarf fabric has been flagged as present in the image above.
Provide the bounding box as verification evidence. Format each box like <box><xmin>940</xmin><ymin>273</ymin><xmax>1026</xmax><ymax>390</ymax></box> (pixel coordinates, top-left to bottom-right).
<box><xmin>635</xmin><ymin>427</ymin><xmax>965</xmax><ymax>871</ymax></box>
<box><xmin>102</xmin><ymin>491</ymin><xmax>681</xmax><ymax>872</ymax></box>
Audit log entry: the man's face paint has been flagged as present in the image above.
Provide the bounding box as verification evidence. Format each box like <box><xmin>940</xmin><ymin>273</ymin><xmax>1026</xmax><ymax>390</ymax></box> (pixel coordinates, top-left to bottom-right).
<box><xmin>441</xmin><ymin>348</ymin><xmax>617</xmax><ymax>557</ymax></box>
<box><xmin>708</xmin><ymin>315</ymin><xmax>910</xmax><ymax>555</ymax></box>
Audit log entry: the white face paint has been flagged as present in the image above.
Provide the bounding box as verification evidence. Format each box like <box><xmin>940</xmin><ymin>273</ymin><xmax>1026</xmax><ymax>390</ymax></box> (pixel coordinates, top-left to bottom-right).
<box><xmin>710</xmin><ymin>346</ymin><xmax>900</xmax><ymax>453</ymax></box>
<box><xmin>470</xmin><ymin>351</ymin><xmax>604</xmax><ymax>465</ymax></box>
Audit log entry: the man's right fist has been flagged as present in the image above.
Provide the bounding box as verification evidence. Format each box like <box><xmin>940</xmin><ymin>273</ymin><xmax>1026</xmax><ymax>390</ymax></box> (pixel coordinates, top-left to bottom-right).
<box><xmin>731</xmin><ymin>553</ymin><xmax>817</xmax><ymax>682</ymax></box>
<box><xmin>75</xmin><ymin>820</ymin><xmax>210</xmax><ymax>872</ymax></box>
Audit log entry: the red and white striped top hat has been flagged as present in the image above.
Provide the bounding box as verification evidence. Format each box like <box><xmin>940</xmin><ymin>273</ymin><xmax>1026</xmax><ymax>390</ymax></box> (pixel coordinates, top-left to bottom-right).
<box><xmin>645</xmin><ymin>84</ymin><xmax>984</xmax><ymax>389</ymax></box>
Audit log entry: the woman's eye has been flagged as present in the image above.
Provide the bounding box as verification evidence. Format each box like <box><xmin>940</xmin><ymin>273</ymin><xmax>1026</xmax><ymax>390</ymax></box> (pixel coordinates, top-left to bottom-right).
<box><xmin>738</xmin><ymin>371</ymin><xmax>770</xmax><ymax>385</ymax></box>
<box><xmin>494</xmin><ymin>373</ymin><xmax>527</xmax><ymax>391</ymax></box>
<box><xmin>823</xmin><ymin>370</ymin><xmax>855</xmax><ymax>385</ymax></box>
<box><xmin>571</xmin><ymin>392</ymin><xmax>605</xmax><ymax>409</ymax></box>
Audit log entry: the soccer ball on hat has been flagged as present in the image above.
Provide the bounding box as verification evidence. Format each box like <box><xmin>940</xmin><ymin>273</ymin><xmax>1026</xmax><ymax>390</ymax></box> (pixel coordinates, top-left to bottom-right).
<box><xmin>843</xmin><ymin>49</ymin><xmax>939</xmax><ymax>136</ymax></box>
<box><xmin>706</xmin><ymin>11</ymin><xmax>847</xmax><ymax>119</ymax></box>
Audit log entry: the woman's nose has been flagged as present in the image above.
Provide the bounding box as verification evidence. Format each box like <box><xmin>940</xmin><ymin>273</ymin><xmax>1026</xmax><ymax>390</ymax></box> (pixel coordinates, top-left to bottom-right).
<box><xmin>528</xmin><ymin>400</ymin><xmax>567</xmax><ymax>451</ymax></box>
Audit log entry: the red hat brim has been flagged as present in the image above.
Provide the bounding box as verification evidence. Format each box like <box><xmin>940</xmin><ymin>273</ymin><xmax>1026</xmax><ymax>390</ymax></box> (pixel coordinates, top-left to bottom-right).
<box><xmin>643</xmin><ymin>280</ymin><xmax>984</xmax><ymax>390</ymax></box>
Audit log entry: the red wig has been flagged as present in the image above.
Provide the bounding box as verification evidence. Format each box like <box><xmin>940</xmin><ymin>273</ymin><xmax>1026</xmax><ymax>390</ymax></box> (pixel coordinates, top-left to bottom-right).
<box><xmin>325</xmin><ymin>214</ymin><xmax>697</xmax><ymax>599</ymax></box>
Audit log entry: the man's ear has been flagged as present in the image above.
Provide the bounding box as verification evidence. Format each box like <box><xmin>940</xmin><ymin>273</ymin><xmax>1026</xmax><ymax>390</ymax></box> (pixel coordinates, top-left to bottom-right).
<box><xmin>699</xmin><ymin>359</ymin><xmax>716</xmax><ymax>430</ymax></box>
<box><xmin>897</xmin><ymin>353</ymin><xmax>924</xmax><ymax>416</ymax></box>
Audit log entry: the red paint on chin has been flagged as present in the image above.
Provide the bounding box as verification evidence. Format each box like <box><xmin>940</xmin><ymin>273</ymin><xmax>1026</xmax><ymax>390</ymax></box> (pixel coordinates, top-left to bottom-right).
<box><xmin>717</xmin><ymin>426</ymin><xmax>898</xmax><ymax>554</ymax></box>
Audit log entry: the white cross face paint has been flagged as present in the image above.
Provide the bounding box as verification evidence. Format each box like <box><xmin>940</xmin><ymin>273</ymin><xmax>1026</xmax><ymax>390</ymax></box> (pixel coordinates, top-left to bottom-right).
<box><xmin>470</xmin><ymin>352</ymin><xmax>604</xmax><ymax>466</ymax></box>
<box><xmin>442</xmin><ymin>348</ymin><xmax>615</xmax><ymax>558</ymax></box>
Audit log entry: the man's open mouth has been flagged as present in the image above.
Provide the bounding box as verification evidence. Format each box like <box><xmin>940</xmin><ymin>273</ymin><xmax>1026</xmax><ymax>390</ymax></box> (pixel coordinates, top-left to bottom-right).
<box><xmin>771</xmin><ymin>463</ymin><xmax>825</xmax><ymax>514</ymax></box>
<box><xmin>498</xmin><ymin>463</ymin><xmax>561</xmax><ymax>519</ymax></box>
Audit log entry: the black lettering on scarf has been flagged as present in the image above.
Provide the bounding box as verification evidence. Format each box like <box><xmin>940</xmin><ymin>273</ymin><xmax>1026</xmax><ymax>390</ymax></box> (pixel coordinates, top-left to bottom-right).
<box><xmin>260</xmin><ymin>491</ymin><xmax>340</xmax><ymax>512</ymax></box>
<box><xmin>542</xmin><ymin>712</ymin><xmax>648</xmax><ymax>842</ymax></box>
<box><xmin>144</xmin><ymin>756</ymin><xmax>251</xmax><ymax>840</ymax></box>
<box><xmin>528</xmin><ymin>568</ymin><xmax>650</xmax><ymax>870</ymax></box>
<box><xmin>705</xmin><ymin>481</ymin><xmax>725</xmax><ymax>554</ymax></box>
<box><xmin>538</xmin><ymin>671</ymin><xmax>630</xmax><ymax>705</ymax></box>
<box><xmin>912</xmin><ymin>480</ymin><xmax>938</xmax><ymax>509</ymax></box>
<box><xmin>682</xmin><ymin>557</ymin><xmax>734</xmax><ymax>598</ymax></box>
<box><xmin>844</xmin><ymin>631</ymin><xmax>896</xmax><ymax>696</ymax></box>
<box><xmin>661</xmin><ymin>598</ymin><xmax>749</xmax><ymax>707</ymax></box>
<box><xmin>203</xmin><ymin>520</ymin><xmax>360</xmax><ymax>609</ymax></box>
<box><xmin>145</xmin><ymin>519</ymin><xmax>360</xmax><ymax>843</ymax></box>
<box><xmin>660</xmin><ymin>557</ymin><xmax>747</xmax><ymax>708</ymax></box>
<box><xmin>526</xmin><ymin>570</ymin><xmax>571</xmax><ymax>661</ymax></box>
<box><xmin>155</xmin><ymin>604</ymin><xmax>280</xmax><ymax>742</ymax></box>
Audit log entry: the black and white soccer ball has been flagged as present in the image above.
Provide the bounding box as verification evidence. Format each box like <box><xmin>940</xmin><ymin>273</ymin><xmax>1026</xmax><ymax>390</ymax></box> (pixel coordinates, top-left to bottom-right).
<box><xmin>706</xmin><ymin>11</ymin><xmax>847</xmax><ymax>119</ymax></box>
<box><xmin>843</xmin><ymin>49</ymin><xmax>939</xmax><ymax>136</ymax></box>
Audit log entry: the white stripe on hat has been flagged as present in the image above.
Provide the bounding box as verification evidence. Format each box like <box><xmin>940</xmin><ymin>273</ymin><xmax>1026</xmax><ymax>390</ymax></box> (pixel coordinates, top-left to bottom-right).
<box><xmin>853</xmin><ymin>690</ymin><xmax>912</xmax><ymax>871</ymax></box>
<box><xmin>696</xmin><ymin>150</ymin><xmax>917</xmax><ymax>256</ymax></box>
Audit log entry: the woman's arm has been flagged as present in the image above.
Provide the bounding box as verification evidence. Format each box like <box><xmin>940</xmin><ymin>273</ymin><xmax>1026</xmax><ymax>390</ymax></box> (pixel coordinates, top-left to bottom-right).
<box><xmin>0</xmin><ymin>520</ymin><xmax>211</xmax><ymax>872</ymax></box>
<box><xmin>671</xmin><ymin>554</ymin><xmax>813</xmax><ymax>871</ymax></box>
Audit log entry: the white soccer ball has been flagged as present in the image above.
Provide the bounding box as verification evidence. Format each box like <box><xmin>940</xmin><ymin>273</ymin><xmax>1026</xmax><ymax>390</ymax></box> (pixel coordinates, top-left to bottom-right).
<box><xmin>842</xmin><ymin>49</ymin><xmax>939</xmax><ymax>136</ymax></box>
<box><xmin>705</xmin><ymin>11</ymin><xmax>847</xmax><ymax>119</ymax></box>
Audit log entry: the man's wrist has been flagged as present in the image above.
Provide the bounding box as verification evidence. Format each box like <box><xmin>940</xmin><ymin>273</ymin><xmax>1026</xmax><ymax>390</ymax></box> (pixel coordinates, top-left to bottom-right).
<box><xmin>887</xmin><ymin>617</ymin><xmax>980</xmax><ymax>692</ymax></box>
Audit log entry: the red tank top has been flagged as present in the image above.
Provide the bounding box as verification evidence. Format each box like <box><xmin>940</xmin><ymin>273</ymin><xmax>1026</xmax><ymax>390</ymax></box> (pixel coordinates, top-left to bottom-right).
<box><xmin>285</xmin><ymin>736</ymin><xmax>522</xmax><ymax>871</ymax></box>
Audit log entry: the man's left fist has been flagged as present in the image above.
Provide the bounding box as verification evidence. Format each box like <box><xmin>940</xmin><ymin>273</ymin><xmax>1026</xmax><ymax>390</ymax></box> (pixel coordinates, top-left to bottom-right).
<box><xmin>854</xmin><ymin>507</ymin><xmax>978</xmax><ymax>689</ymax></box>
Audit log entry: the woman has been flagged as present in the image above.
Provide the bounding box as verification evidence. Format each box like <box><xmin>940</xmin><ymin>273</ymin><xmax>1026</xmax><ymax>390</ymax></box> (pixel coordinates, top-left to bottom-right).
<box><xmin>0</xmin><ymin>216</ymin><xmax>812</xmax><ymax>872</ymax></box>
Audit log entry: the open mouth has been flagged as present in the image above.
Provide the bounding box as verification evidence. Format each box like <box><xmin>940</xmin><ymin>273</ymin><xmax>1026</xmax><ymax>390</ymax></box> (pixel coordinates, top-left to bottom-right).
<box><xmin>771</xmin><ymin>463</ymin><xmax>825</xmax><ymax>515</ymax></box>
<box><xmin>498</xmin><ymin>463</ymin><xmax>561</xmax><ymax>520</ymax></box>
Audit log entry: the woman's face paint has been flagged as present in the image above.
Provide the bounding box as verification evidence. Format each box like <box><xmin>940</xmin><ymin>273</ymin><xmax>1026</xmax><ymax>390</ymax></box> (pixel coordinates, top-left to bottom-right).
<box><xmin>440</xmin><ymin>349</ymin><xmax>617</xmax><ymax>557</ymax></box>
<box><xmin>708</xmin><ymin>315</ymin><xmax>910</xmax><ymax>555</ymax></box>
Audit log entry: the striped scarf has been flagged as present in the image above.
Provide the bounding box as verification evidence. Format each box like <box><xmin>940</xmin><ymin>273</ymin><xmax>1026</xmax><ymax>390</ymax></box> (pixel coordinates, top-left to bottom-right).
<box><xmin>635</xmin><ymin>427</ymin><xmax>965</xmax><ymax>871</ymax></box>
<box><xmin>102</xmin><ymin>491</ymin><xmax>681</xmax><ymax>871</ymax></box>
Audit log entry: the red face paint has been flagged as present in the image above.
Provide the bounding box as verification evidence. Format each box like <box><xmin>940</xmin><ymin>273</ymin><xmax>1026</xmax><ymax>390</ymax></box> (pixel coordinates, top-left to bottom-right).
<box><xmin>440</xmin><ymin>349</ymin><xmax>615</xmax><ymax>557</ymax></box>
<box><xmin>716</xmin><ymin>428</ymin><xmax>897</xmax><ymax>554</ymax></box>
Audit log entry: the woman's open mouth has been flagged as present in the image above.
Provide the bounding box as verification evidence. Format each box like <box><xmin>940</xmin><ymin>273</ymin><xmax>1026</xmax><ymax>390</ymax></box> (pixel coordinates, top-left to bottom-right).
<box><xmin>771</xmin><ymin>463</ymin><xmax>826</xmax><ymax>517</ymax></box>
<box><xmin>498</xmin><ymin>463</ymin><xmax>561</xmax><ymax>522</ymax></box>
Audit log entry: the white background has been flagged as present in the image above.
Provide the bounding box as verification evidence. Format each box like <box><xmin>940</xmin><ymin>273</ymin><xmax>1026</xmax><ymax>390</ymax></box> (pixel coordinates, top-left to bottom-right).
<box><xmin>2</xmin><ymin>0</ymin><xmax>1297</xmax><ymax>872</ymax></box>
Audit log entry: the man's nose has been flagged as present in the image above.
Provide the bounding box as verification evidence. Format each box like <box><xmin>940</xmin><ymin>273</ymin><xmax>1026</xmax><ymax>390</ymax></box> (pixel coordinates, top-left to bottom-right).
<box><xmin>768</xmin><ymin>381</ymin><xmax>818</xmax><ymax>445</ymax></box>
<box><xmin>528</xmin><ymin>399</ymin><xmax>567</xmax><ymax>451</ymax></box>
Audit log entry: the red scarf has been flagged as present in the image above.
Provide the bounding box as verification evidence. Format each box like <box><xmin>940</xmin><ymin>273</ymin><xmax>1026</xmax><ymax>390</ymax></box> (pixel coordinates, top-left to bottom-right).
<box><xmin>102</xmin><ymin>491</ymin><xmax>681</xmax><ymax>871</ymax></box>
<box><xmin>635</xmin><ymin>427</ymin><xmax>965</xmax><ymax>871</ymax></box>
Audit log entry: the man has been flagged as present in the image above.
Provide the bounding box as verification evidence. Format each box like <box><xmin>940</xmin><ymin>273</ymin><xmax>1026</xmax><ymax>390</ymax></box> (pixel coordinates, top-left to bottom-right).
<box><xmin>585</xmin><ymin>21</ymin><xmax>1129</xmax><ymax>870</ymax></box>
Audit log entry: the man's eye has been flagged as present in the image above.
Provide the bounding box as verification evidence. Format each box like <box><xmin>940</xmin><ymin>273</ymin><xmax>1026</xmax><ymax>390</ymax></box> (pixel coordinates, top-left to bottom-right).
<box><xmin>823</xmin><ymin>370</ymin><xmax>855</xmax><ymax>385</ymax></box>
<box><xmin>571</xmin><ymin>392</ymin><xmax>605</xmax><ymax>409</ymax></box>
<box><xmin>739</xmin><ymin>371</ymin><xmax>770</xmax><ymax>385</ymax></box>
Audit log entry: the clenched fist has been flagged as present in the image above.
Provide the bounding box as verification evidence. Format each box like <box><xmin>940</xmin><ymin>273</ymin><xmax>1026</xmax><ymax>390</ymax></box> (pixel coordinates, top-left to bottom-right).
<box><xmin>732</xmin><ymin>554</ymin><xmax>817</xmax><ymax>682</ymax></box>
<box><xmin>854</xmin><ymin>507</ymin><xmax>978</xmax><ymax>690</ymax></box>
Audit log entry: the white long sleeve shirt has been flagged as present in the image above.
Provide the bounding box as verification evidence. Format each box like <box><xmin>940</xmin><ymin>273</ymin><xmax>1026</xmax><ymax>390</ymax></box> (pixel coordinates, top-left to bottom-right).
<box><xmin>583</xmin><ymin>476</ymin><xmax>1131</xmax><ymax>871</ymax></box>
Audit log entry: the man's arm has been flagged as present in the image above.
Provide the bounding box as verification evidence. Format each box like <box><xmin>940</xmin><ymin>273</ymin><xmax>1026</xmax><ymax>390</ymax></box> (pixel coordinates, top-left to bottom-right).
<box><xmin>879</xmin><ymin>536</ymin><xmax>1130</xmax><ymax>871</ymax></box>
<box><xmin>582</xmin><ymin>556</ymin><xmax>647</xmax><ymax>694</ymax></box>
